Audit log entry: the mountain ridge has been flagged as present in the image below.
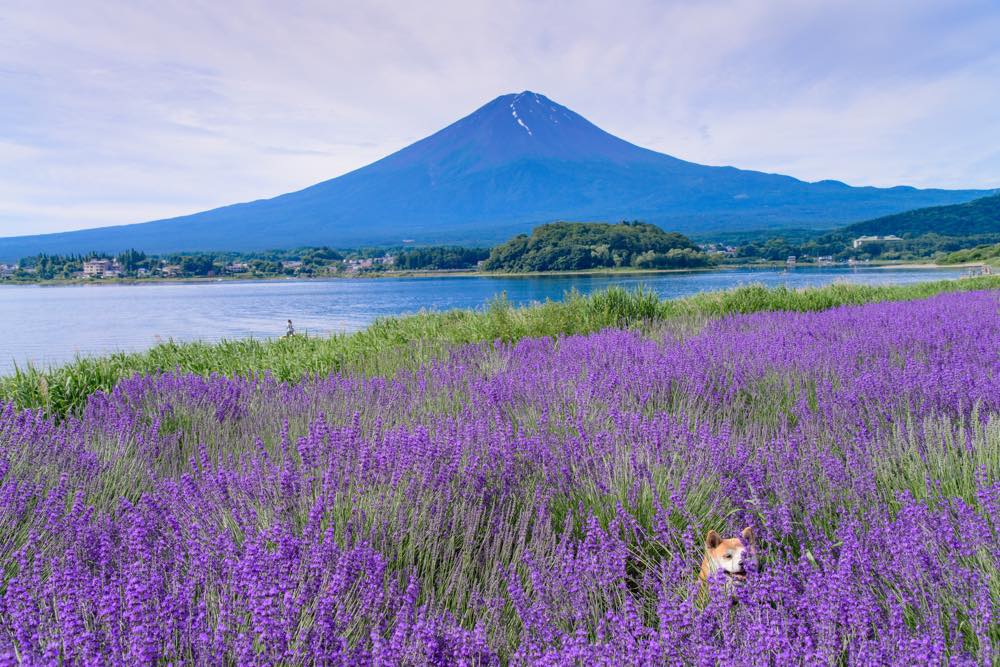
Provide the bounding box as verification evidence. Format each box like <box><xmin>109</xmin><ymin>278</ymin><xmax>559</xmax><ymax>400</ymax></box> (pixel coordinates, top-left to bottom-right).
<box><xmin>839</xmin><ymin>192</ymin><xmax>1000</xmax><ymax>237</ymax></box>
<box><xmin>0</xmin><ymin>91</ymin><xmax>994</xmax><ymax>260</ymax></box>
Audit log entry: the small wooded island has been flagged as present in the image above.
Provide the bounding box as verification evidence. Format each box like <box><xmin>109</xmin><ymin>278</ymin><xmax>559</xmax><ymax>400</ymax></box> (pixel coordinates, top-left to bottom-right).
<box><xmin>482</xmin><ymin>221</ymin><xmax>710</xmax><ymax>271</ymax></box>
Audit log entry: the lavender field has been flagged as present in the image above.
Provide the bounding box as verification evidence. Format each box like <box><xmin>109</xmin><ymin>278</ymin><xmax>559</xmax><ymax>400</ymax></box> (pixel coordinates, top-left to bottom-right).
<box><xmin>1</xmin><ymin>290</ymin><xmax>998</xmax><ymax>664</ymax></box>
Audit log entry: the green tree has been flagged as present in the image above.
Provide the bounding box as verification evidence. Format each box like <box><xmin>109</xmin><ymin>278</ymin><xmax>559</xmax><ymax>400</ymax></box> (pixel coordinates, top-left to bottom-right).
<box><xmin>483</xmin><ymin>221</ymin><xmax>709</xmax><ymax>272</ymax></box>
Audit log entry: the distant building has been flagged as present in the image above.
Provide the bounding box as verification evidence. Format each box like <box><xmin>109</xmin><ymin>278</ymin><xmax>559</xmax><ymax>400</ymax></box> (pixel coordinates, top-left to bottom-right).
<box><xmin>786</xmin><ymin>255</ymin><xmax>797</xmax><ymax>266</ymax></box>
<box><xmin>699</xmin><ymin>242</ymin><xmax>738</xmax><ymax>257</ymax></box>
<box><xmin>82</xmin><ymin>259</ymin><xmax>122</xmax><ymax>278</ymax></box>
<box><xmin>83</xmin><ymin>259</ymin><xmax>108</xmax><ymax>277</ymax></box>
<box><xmin>281</xmin><ymin>260</ymin><xmax>304</xmax><ymax>270</ymax></box>
<box><xmin>161</xmin><ymin>264</ymin><xmax>182</xmax><ymax>277</ymax></box>
<box><xmin>853</xmin><ymin>235</ymin><xmax>902</xmax><ymax>249</ymax></box>
<box><xmin>345</xmin><ymin>258</ymin><xmax>374</xmax><ymax>273</ymax></box>
<box><xmin>817</xmin><ymin>255</ymin><xmax>835</xmax><ymax>265</ymax></box>
<box><xmin>0</xmin><ymin>264</ymin><xmax>13</xmax><ymax>278</ymax></box>
<box><xmin>226</xmin><ymin>262</ymin><xmax>249</xmax><ymax>273</ymax></box>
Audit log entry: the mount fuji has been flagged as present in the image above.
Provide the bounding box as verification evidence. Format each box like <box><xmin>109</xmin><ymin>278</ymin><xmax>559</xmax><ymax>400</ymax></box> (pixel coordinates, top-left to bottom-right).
<box><xmin>0</xmin><ymin>91</ymin><xmax>992</xmax><ymax>259</ymax></box>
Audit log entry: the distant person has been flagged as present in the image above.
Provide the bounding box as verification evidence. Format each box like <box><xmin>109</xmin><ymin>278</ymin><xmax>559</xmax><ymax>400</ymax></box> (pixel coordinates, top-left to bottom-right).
<box><xmin>285</xmin><ymin>319</ymin><xmax>295</xmax><ymax>338</ymax></box>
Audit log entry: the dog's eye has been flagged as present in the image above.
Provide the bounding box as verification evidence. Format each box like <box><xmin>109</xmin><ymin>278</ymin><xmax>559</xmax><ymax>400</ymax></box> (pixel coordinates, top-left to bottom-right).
<box><xmin>723</xmin><ymin>554</ymin><xmax>731</xmax><ymax>559</ymax></box>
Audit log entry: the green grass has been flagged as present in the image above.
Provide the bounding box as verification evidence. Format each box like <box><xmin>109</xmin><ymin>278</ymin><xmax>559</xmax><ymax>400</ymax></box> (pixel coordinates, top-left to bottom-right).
<box><xmin>938</xmin><ymin>243</ymin><xmax>1000</xmax><ymax>266</ymax></box>
<box><xmin>4</xmin><ymin>275</ymin><xmax>1000</xmax><ymax>417</ymax></box>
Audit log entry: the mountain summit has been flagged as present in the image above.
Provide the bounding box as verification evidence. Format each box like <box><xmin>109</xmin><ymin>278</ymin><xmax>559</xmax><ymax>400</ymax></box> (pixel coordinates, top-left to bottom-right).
<box><xmin>0</xmin><ymin>91</ymin><xmax>993</xmax><ymax>258</ymax></box>
<box><xmin>382</xmin><ymin>91</ymin><xmax>669</xmax><ymax>167</ymax></box>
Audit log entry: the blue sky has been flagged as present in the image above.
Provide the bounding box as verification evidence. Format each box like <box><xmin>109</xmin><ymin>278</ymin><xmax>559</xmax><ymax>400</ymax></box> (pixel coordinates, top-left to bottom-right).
<box><xmin>1</xmin><ymin>0</ymin><xmax>999</xmax><ymax>236</ymax></box>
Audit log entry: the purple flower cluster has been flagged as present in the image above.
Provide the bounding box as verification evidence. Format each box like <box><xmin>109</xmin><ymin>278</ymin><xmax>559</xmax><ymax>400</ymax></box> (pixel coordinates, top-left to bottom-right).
<box><xmin>1</xmin><ymin>291</ymin><xmax>998</xmax><ymax>664</ymax></box>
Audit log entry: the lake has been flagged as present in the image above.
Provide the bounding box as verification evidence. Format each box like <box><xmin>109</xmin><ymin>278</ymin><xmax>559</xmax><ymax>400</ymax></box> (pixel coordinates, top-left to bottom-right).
<box><xmin>0</xmin><ymin>266</ymin><xmax>970</xmax><ymax>374</ymax></box>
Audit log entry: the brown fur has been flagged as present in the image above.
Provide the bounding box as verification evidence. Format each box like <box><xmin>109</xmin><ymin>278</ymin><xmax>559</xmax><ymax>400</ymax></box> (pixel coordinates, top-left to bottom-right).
<box><xmin>699</xmin><ymin>526</ymin><xmax>755</xmax><ymax>583</ymax></box>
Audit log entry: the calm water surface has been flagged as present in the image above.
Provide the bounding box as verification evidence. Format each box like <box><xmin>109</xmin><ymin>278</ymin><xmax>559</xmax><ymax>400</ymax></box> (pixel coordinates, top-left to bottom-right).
<box><xmin>0</xmin><ymin>266</ymin><xmax>969</xmax><ymax>373</ymax></box>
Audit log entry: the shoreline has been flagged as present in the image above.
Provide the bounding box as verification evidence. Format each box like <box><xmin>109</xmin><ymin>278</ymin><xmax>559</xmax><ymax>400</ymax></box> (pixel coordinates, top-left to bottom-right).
<box><xmin>4</xmin><ymin>275</ymin><xmax>1000</xmax><ymax>413</ymax></box>
<box><xmin>874</xmin><ymin>261</ymin><xmax>983</xmax><ymax>270</ymax></box>
<box><xmin>0</xmin><ymin>265</ymin><xmax>721</xmax><ymax>287</ymax></box>
<box><xmin>0</xmin><ymin>261</ymin><xmax>965</xmax><ymax>287</ymax></box>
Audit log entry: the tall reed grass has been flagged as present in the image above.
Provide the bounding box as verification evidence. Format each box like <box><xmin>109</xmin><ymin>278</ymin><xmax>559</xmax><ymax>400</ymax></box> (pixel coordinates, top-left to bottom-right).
<box><xmin>3</xmin><ymin>275</ymin><xmax>999</xmax><ymax>416</ymax></box>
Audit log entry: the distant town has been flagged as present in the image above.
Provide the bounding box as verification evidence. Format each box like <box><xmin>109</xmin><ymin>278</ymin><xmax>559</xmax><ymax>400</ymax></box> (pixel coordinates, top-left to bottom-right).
<box><xmin>0</xmin><ymin>247</ymin><xmax>406</xmax><ymax>282</ymax></box>
<box><xmin>0</xmin><ymin>216</ymin><xmax>996</xmax><ymax>283</ymax></box>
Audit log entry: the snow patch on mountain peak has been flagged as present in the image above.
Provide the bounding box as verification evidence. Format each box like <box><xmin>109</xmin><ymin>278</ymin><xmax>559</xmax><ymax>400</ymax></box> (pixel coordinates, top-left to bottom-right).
<box><xmin>510</xmin><ymin>97</ymin><xmax>533</xmax><ymax>136</ymax></box>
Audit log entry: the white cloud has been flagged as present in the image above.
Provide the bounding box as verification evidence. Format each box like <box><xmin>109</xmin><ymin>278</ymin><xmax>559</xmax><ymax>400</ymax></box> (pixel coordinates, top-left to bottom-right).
<box><xmin>1</xmin><ymin>0</ymin><xmax>998</xmax><ymax>235</ymax></box>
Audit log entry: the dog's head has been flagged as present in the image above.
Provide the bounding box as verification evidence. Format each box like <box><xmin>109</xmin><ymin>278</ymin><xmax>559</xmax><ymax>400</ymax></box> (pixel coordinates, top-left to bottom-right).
<box><xmin>704</xmin><ymin>527</ymin><xmax>755</xmax><ymax>580</ymax></box>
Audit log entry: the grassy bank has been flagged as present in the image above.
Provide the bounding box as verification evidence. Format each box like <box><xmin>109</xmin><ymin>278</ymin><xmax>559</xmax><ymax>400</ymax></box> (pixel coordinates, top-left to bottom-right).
<box><xmin>4</xmin><ymin>275</ymin><xmax>1000</xmax><ymax>416</ymax></box>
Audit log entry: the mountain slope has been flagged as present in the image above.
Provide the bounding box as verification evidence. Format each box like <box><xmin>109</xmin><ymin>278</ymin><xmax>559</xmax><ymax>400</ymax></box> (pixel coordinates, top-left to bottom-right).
<box><xmin>0</xmin><ymin>91</ymin><xmax>994</xmax><ymax>260</ymax></box>
<box><xmin>839</xmin><ymin>193</ymin><xmax>1000</xmax><ymax>237</ymax></box>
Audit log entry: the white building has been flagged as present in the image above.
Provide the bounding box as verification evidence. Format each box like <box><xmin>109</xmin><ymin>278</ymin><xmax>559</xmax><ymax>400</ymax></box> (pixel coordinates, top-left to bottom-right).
<box><xmin>82</xmin><ymin>259</ymin><xmax>122</xmax><ymax>278</ymax></box>
<box><xmin>345</xmin><ymin>258</ymin><xmax>374</xmax><ymax>272</ymax></box>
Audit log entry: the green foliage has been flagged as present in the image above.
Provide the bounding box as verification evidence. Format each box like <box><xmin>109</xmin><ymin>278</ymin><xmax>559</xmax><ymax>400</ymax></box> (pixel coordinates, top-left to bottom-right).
<box><xmin>841</xmin><ymin>193</ymin><xmax>1000</xmax><ymax>238</ymax></box>
<box><xmin>395</xmin><ymin>246</ymin><xmax>490</xmax><ymax>270</ymax></box>
<box><xmin>938</xmin><ymin>243</ymin><xmax>1000</xmax><ymax>265</ymax></box>
<box><xmin>1</xmin><ymin>246</ymin><xmax>369</xmax><ymax>281</ymax></box>
<box><xmin>732</xmin><ymin>232</ymin><xmax>1000</xmax><ymax>263</ymax></box>
<box><xmin>3</xmin><ymin>275</ymin><xmax>1000</xmax><ymax>418</ymax></box>
<box><xmin>482</xmin><ymin>221</ymin><xmax>710</xmax><ymax>272</ymax></box>
<box><xmin>729</xmin><ymin>194</ymin><xmax>1000</xmax><ymax>263</ymax></box>
<box><xmin>117</xmin><ymin>249</ymin><xmax>147</xmax><ymax>271</ymax></box>
<box><xmin>179</xmin><ymin>254</ymin><xmax>217</xmax><ymax>275</ymax></box>
<box><xmin>633</xmin><ymin>247</ymin><xmax>708</xmax><ymax>269</ymax></box>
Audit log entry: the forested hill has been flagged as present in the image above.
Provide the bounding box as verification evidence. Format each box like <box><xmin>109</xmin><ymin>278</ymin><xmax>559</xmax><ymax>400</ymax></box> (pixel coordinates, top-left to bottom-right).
<box><xmin>839</xmin><ymin>193</ymin><xmax>1000</xmax><ymax>237</ymax></box>
<box><xmin>482</xmin><ymin>221</ymin><xmax>709</xmax><ymax>272</ymax></box>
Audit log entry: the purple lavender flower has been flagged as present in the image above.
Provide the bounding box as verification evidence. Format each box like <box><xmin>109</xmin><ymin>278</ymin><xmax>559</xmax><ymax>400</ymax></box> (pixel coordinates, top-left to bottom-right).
<box><xmin>1</xmin><ymin>290</ymin><xmax>997</xmax><ymax>663</ymax></box>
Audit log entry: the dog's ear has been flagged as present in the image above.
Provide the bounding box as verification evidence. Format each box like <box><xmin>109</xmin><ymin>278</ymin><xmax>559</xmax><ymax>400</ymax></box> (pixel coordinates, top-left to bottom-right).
<box><xmin>741</xmin><ymin>526</ymin><xmax>754</xmax><ymax>545</ymax></box>
<box><xmin>705</xmin><ymin>530</ymin><xmax>721</xmax><ymax>549</ymax></box>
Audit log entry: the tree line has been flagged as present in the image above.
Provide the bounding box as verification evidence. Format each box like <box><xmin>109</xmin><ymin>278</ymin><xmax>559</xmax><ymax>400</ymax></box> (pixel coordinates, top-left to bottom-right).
<box><xmin>481</xmin><ymin>221</ymin><xmax>710</xmax><ymax>272</ymax></box>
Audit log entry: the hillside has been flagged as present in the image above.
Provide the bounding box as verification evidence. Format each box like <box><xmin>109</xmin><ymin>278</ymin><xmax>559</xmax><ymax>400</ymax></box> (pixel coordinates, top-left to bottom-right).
<box><xmin>839</xmin><ymin>193</ymin><xmax>1000</xmax><ymax>237</ymax></box>
<box><xmin>482</xmin><ymin>221</ymin><xmax>708</xmax><ymax>271</ymax></box>
<box><xmin>938</xmin><ymin>243</ymin><xmax>1000</xmax><ymax>265</ymax></box>
<box><xmin>0</xmin><ymin>91</ymin><xmax>993</xmax><ymax>261</ymax></box>
<box><xmin>719</xmin><ymin>193</ymin><xmax>1000</xmax><ymax>263</ymax></box>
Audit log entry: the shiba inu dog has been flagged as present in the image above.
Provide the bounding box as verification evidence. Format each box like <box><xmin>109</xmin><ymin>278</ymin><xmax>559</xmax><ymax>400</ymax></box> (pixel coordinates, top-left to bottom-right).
<box><xmin>700</xmin><ymin>527</ymin><xmax>754</xmax><ymax>584</ymax></box>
